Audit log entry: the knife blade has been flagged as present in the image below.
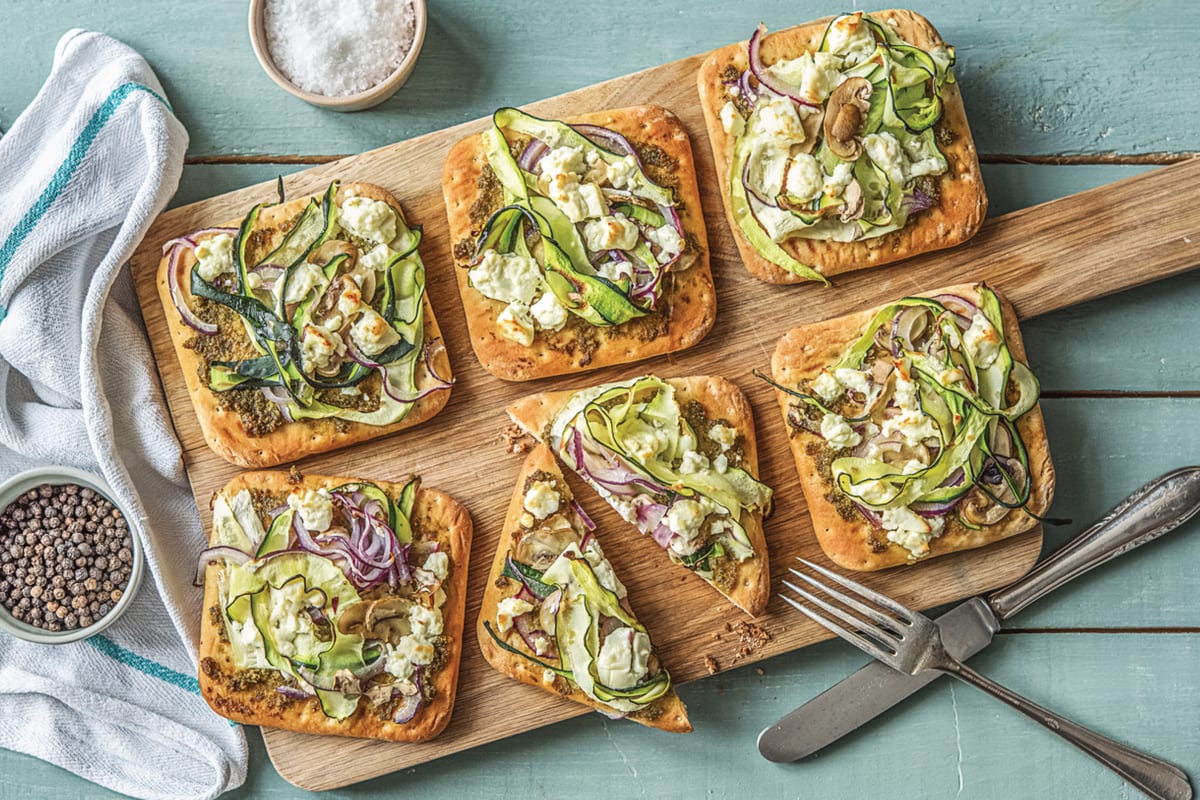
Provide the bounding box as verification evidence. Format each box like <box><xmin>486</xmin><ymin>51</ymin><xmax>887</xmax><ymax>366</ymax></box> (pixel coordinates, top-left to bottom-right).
<box><xmin>757</xmin><ymin>465</ymin><xmax>1200</xmax><ymax>763</ymax></box>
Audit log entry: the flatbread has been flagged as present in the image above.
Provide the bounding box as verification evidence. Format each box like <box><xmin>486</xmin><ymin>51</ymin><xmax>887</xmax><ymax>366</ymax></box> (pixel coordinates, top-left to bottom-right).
<box><xmin>441</xmin><ymin>105</ymin><xmax>716</xmax><ymax>380</ymax></box>
<box><xmin>770</xmin><ymin>283</ymin><xmax>1055</xmax><ymax>571</ymax></box>
<box><xmin>696</xmin><ymin>9</ymin><xmax>987</xmax><ymax>284</ymax></box>
<box><xmin>156</xmin><ymin>181</ymin><xmax>453</xmax><ymax>468</ymax></box>
<box><xmin>507</xmin><ymin>375</ymin><xmax>771</xmax><ymax>617</ymax></box>
<box><xmin>477</xmin><ymin>443</ymin><xmax>691</xmax><ymax>733</ymax></box>
<box><xmin>198</xmin><ymin>470</ymin><xmax>472</xmax><ymax>742</ymax></box>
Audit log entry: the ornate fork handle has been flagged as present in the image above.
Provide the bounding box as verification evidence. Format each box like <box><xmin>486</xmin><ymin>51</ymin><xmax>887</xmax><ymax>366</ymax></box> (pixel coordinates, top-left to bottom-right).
<box><xmin>935</xmin><ymin>649</ymin><xmax>1193</xmax><ymax>800</ymax></box>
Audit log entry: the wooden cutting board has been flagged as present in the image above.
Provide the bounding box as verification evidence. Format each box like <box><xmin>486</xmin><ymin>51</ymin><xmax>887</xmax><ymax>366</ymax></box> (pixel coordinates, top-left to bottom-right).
<box><xmin>129</xmin><ymin>39</ymin><xmax>1200</xmax><ymax>790</ymax></box>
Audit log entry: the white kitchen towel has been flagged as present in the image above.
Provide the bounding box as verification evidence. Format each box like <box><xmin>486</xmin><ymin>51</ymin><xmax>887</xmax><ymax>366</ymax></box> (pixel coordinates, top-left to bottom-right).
<box><xmin>0</xmin><ymin>30</ymin><xmax>247</xmax><ymax>800</ymax></box>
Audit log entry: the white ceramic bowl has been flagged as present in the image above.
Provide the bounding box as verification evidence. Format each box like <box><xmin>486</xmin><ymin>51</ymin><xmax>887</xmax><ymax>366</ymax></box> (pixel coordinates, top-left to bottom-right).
<box><xmin>248</xmin><ymin>0</ymin><xmax>428</xmax><ymax>112</ymax></box>
<box><xmin>0</xmin><ymin>466</ymin><xmax>144</xmax><ymax>645</ymax></box>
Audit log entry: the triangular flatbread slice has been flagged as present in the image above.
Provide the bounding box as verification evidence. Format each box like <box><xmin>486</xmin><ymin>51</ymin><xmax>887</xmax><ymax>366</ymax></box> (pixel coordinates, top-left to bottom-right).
<box><xmin>507</xmin><ymin>375</ymin><xmax>772</xmax><ymax>617</ymax></box>
<box><xmin>478</xmin><ymin>443</ymin><xmax>691</xmax><ymax>733</ymax></box>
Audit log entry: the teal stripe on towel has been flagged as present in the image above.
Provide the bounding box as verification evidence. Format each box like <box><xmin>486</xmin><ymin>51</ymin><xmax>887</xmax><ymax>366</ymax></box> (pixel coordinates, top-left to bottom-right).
<box><xmin>0</xmin><ymin>81</ymin><xmax>170</xmax><ymax>320</ymax></box>
<box><xmin>86</xmin><ymin>634</ymin><xmax>200</xmax><ymax>696</ymax></box>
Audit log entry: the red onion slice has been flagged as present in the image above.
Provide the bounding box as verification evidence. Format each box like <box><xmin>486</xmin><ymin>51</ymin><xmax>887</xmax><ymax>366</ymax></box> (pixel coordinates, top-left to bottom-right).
<box><xmin>166</xmin><ymin>244</ymin><xmax>218</xmax><ymax>336</ymax></box>
<box><xmin>513</xmin><ymin>613</ymin><xmax>554</xmax><ymax>657</ymax></box>
<box><xmin>276</xmin><ymin>685</ymin><xmax>313</xmax><ymax>700</ymax></box>
<box><xmin>392</xmin><ymin>670</ymin><xmax>423</xmax><ymax>724</ymax></box>
<box><xmin>193</xmin><ymin>544</ymin><xmax>252</xmax><ymax>586</ymax></box>
<box><xmin>931</xmin><ymin>293</ymin><xmax>979</xmax><ymax>320</ymax></box>
<box><xmin>518</xmin><ymin>138</ymin><xmax>549</xmax><ymax>171</ymax></box>
<box><xmin>748</xmin><ymin>24</ymin><xmax>819</xmax><ymax>109</ymax></box>
<box><xmin>571</xmin><ymin>500</ymin><xmax>596</xmax><ymax>531</ymax></box>
<box><xmin>572</xmin><ymin>123</ymin><xmax>641</xmax><ymax>164</ymax></box>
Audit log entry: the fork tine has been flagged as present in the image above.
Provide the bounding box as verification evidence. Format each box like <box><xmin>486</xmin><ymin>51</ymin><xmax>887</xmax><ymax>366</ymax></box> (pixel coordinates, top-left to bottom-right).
<box><xmin>778</xmin><ymin>585</ymin><xmax>894</xmax><ymax>661</ymax></box>
<box><xmin>781</xmin><ymin>580</ymin><xmax>898</xmax><ymax>656</ymax></box>
<box><xmin>797</xmin><ymin>558</ymin><xmax>915</xmax><ymax>621</ymax></box>
<box><xmin>787</xmin><ymin>568</ymin><xmax>908</xmax><ymax>639</ymax></box>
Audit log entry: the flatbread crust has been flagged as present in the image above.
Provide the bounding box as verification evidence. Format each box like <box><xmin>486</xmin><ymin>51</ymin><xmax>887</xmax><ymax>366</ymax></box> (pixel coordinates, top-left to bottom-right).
<box><xmin>506</xmin><ymin>375</ymin><xmax>770</xmax><ymax>617</ymax></box>
<box><xmin>156</xmin><ymin>181</ymin><xmax>453</xmax><ymax>468</ymax></box>
<box><xmin>441</xmin><ymin>105</ymin><xmax>716</xmax><ymax>380</ymax></box>
<box><xmin>696</xmin><ymin>9</ymin><xmax>987</xmax><ymax>284</ymax></box>
<box><xmin>477</xmin><ymin>443</ymin><xmax>691</xmax><ymax>733</ymax></box>
<box><xmin>770</xmin><ymin>283</ymin><xmax>1055</xmax><ymax>571</ymax></box>
<box><xmin>198</xmin><ymin>470</ymin><xmax>472</xmax><ymax>742</ymax></box>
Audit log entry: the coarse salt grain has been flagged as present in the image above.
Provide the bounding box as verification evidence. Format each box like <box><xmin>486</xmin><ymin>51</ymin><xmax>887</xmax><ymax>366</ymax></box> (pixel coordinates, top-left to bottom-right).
<box><xmin>264</xmin><ymin>0</ymin><xmax>416</xmax><ymax>97</ymax></box>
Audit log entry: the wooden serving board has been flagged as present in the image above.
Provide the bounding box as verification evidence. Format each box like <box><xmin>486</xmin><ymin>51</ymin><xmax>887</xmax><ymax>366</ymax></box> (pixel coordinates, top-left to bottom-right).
<box><xmin>129</xmin><ymin>42</ymin><xmax>1200</xmax><ymax>791</ymax></box>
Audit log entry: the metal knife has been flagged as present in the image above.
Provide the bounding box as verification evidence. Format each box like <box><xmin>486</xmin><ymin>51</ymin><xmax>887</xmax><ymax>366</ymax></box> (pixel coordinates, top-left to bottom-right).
<box><xmin>758</xmin><ymin>465</ymin><xmax>1200</xmax><ymax>763</ymax></box>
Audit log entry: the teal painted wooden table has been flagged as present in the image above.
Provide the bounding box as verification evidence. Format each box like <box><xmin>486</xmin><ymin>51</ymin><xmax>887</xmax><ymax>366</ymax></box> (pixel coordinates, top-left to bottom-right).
<box><xmin>2</xmin><ymin>1</ymin><xmax>1199</xmax><ymax>797</ymax></box>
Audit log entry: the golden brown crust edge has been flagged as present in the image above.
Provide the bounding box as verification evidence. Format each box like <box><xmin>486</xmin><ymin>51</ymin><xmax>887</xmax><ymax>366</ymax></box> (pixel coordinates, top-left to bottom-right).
<box><xmin>770</xmin><ymin>283</ymin><xmax>1054</xmax><ymax>571</ymax></box>
<box><xmin>197</xmin><ymin>470</ymin><xmax>473</xmax><ymax>742</ymax></box>
<box><xmin>441</xmin><ymin>105</ymin><xmax>716</xmax><ymax>381</ymax></box>
<box><xmin>695</xmin><ymin>9</ymin><xmax>987</xmax><ymax>284</ymax></box>
<box><xmin>506</xmin><ymin>375</ymin><xmax>771</xmax><ymax>616</ymax></box>
<box><xmin>476</xmin><ymin>443</ymin><xmax>691</xmax><ymax>733</ymax></box>
<box><xmin>155</xmin><ymin>181</ymin><xmax>454</xmax><ymax>468</ymax></box>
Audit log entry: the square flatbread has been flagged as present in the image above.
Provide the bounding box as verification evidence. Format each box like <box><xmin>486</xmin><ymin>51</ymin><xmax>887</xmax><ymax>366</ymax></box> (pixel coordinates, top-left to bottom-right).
<box><xmin>477</xmin><ymin>443</ymin><xmax>691</xmax><ymax>733</ymax></box>
<box><xmin>156</xmin><ymin>181</ymin><xmax>453</xmax><ymax>468</ymax></box>
<box><xmin>507</xmin><ymin>375</ymin><xmax>771</xmax><ymax>616</ymax></box>
<box><xmin>442</xmin><ymin>105</ymin><xmax>716</xmax><ymax>380</ymax></box>
<box><xmin>696</xmin><ymin>9</ymin><xmax>987</xmax><ymax>284</ymax></box>
<box><xmin>770</xmin><ymin>283</ymin><xmax>1054</xmax><ymax>571</ymax></box>
<box><xmin>198</xmin><ymin>470</ymin><xmax>472</xmax><ymax>742</ymax></box>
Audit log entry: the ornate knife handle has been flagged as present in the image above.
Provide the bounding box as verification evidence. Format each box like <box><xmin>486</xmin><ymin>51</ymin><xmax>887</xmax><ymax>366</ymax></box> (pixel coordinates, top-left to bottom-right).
<box><xmin>989</xmin><ymin>466</ymin><xmax>1200</xmax><ymax>620</ymax></box>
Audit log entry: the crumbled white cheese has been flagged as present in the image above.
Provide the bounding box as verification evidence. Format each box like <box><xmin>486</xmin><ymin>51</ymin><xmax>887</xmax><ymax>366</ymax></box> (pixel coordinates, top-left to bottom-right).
<box><xmin>785</xmin><ymin>153</ymin><xmax>823</xmax><ymax>202</ymax></box>
<box><xmin>287</xmin><ymin>487</ymin><xmax>334</xmax><ymax>532</ymax></box>
<box><xmin>495</xmin><ymin>597</ymin><xmax>534</xmax><ymax>634</ymax></box>
<box><xmin>422</xmin><ymin>551</ymin><xmax>449</xmax><ymax>582</ymax></box>
<box><xmin>358</xmin><ymin>243</ymin><xmax>391</xmax><ymax>274</ymax></box>
<box><xmin>880</xmin><ymin>372</ymin><xmax>942</xmax><ymax>446</ymax></box>
<box><xmin>823</xmin><ymin>161</ymin><xmax>856</xmax><ymax>199</ymax></box>
<box><xmin>719</xmin><ymin>100</ymin><xmax>745</xmax><ymax>136</ymax></box>
<box><xmin>596</xmin><ymin>258</ymin><xmax>634</xmax><ymax>283</ymax></box>
<box><xmin>645</xmin><ymin>224</ymin><xmax>683</xmax><ymax>264</ymax></box>
<box><xmin>679</xmin><ymin>450</ymin><xmax>710</xmax><ymax>475</ymax></box>
<box><xmin>544</xmin><ymin>172</ymin><xmax>606</xmax><ymax>223</ymax></box>
<box><xmin>299</xmin><ymin>323</ymin><xmax>343</xmax><ymax>372</ymax></box>
<box><xmin>765</xmin><ymin>52</ymin><xmax>841</xmax><ymax>104</ymax></box>
<box><xmin>339</xmin><ymin>197</ymin><xmax>398</xmax><ymax>245</ymax></box>
<box><xmin>755</xmin><ymin>94</ymin><xmax>808</xmax><ymax>143</ymax></box>
<box><xmin>709</xmin><ymin>423</ymin><xmax>737</xmax><ymax>451</ymax></box>
<box><xmin>863</xmin><ymin>132</ymin><xmax>906</xmax><ymax>188</ymax></box>
<box><xmin>529</xmin><ymin>292</ymin><xmax>568</xmax><ymax>332</ymax></box>
<box><xmin>582</xmin><ymin>538</ymin><xmax>626</xmax><ymax>598</ymax></box>
<box><xmin>826</xmin><ymin>12</ymin><xmax>877</xmax><ymax>66</ymax></box>
<box><xmin>820</xmin><ymin>412</ymin><xmax>862</xmax><ymax>449</ymax></box>
<box><xmin>834</xmin><ymin>368</ymin><xmax>871</xmax><ymax>396</ymax></box>
<box><xmin>538</xmin><ymin>146</ymin><xmax>587</xmax><ymax>180</ymax></box>
<box><xmin>963</xmin><ymin>311</ymin><xmax>1002</xmax><ymax>368</ymax></box>
<box><xmin>812</xmin><ymin>370</ymin><xmax>843</xmax><ymax>403</ymax></box>
<box><xmin>523</xmin><ymin>480</ymin><xmax>560</xmax><ymax>520</ymax></box>
<box><xmin>605</xmin><ymin>155</ymin><xmax>639</xmax><ymax>189</ymax></box>
<box><xmin>468</xmin><ymin>249</ymin><xmax>542</xmax><ymax>305</ymax></box>
<box><xmin>666</xmin><ymin>498</ymin><xmax>713</xmax><ymax>542</ymax></box>
<box><xmin>882</xmin><ymin>505</ymin><xmax>945</xmax><ymax>558</ymax></box>
<box><xmin>496</xmin><ymin>303</ymin><xmax>535</xmax><ymax>346</ymax></box>
<box><xmin>349</xmin><ymin>307</ymin><xmax>401</xmax><ymax>355</ymax></box>
<box><xmin>596</xmin><ymin>627</ymin><xmax>651</xmax><ymax>690</ymax></box>
<box><xmin>284</xmin><ymin>261</ymin><xmax>328</xmax><ymax>304</ymax></box>
<box><xmin>583</xmin><ymin>214</ymin><xmax>640</xmax><ymax>251</ymax></box>
<box><xmin>623</xmin><ymin>424</ymin><xmax>672</xmax><ymax>462</ymax></box>
<box><xmin>193</xmin><ymin>234</ymin><xmax>235</xmax><ymax>282</ymax></box>
<box><xmin>335</xmin><ymin>275</ymin><xmax>363</xmax><ymax>318</ymax></box>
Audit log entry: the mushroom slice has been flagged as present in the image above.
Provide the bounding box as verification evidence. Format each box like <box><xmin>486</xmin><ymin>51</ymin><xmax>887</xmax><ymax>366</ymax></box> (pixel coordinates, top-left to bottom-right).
<box><xmin>960</xmin><ymin>488</ymin><xmax>1012</xmax><ymax>526</ymax></box>
<box><xmin>365</xmin><ymin>596</ymin><xmax>412</xmax><ymax>633</ymax></box>
<box><xmin>336</xmin><ymin>600</ymin><xmax>370</xmax><ymax>635</ymax></box>
<box><xmin>839</xmin><ymin>179</ymin><xmax>865</xmax><ymax>222</ymax></box>
<box><xmin>310</xmin><ymin>239</ymin><xmax>359</xmax><ymax>271</ymax></box>
<box><xmin>824</xmin><ymin>77</ymin><xmax>873</xmax><ymax>160</ymax></box>
<box><xmin>514</xmin><ymin>524</ymin><xmax>578</xmax><ymax>571</ymax></box>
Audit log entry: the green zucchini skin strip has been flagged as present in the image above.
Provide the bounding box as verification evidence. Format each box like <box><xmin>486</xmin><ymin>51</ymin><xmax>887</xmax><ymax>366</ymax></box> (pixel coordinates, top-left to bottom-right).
<box><xmin>729</xmin><ymin>12</ymin><xmax>957</xmax><ymax>281</ymax></box>
<box><xmin>775</xmin><ymin>286</ymin><xmax>1040</xmax><ymax>523</ymax></box>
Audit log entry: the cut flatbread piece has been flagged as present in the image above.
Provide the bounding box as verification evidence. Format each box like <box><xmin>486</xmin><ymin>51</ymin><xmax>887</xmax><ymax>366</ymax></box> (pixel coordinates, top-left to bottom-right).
<box><xmin>478</xmin><ymin>443</ymin><xmax>691</xmax><ymax>733</ymax></box>
<box><xmin>507</xmin><ymin>375</ymin><xmax>772</xmax><ymax>617</ymax></box>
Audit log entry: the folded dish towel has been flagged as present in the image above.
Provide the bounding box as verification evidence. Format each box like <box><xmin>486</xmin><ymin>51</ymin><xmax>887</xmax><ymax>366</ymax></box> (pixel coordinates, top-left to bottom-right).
<box><xmin>0</xmin><ymin>30</ymin><xmax>247</xmax><ymax>799</ymax></box>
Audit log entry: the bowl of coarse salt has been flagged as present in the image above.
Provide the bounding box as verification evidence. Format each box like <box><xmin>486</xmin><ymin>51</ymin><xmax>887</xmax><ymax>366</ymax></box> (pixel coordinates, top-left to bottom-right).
<box><xmin>249</xmin><ymin>0</ymin><xmax>427</xmax><ymax>112</ymax></box>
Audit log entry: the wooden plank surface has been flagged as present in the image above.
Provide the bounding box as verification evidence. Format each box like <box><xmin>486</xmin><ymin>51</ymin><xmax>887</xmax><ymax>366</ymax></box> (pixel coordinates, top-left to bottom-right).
<box><xmin>124</xmin><ymin>29</ymin><xmax>1200</xmax><ymax>786</ymax></box>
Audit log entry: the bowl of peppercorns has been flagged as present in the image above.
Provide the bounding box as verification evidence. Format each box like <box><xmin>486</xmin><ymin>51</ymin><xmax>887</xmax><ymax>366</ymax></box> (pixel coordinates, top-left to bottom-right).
<box><xmin>0</xmin><ymin>466</ymin><xmax>143</xmax><ymax>644</ymax></box>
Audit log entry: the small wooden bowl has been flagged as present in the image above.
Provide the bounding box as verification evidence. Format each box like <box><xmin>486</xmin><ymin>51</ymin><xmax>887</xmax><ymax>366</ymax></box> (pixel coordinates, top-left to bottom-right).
<box><xmin>247</xmin><ymin>0</ymin><xmax>427</xmax><ymax>112</ymax></box>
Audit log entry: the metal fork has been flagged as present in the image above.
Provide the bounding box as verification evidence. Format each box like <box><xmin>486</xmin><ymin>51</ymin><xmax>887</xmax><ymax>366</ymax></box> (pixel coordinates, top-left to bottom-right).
<box><xmin>782</xmin><ymin>558</ymin><xmax>1193</xmax><ymax>800</ymax></box>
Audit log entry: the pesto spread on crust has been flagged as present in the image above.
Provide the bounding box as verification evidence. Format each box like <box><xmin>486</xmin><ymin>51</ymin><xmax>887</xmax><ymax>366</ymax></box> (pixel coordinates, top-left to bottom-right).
<box><xmin>458</xmin><ymin>108</ymin><xmax>695</xmax><ymax>348</ymax></box>
<box><xmin>166</xmin><ymin>181</ymin><xmax>450</xmax><ymax>438</ymax></box>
